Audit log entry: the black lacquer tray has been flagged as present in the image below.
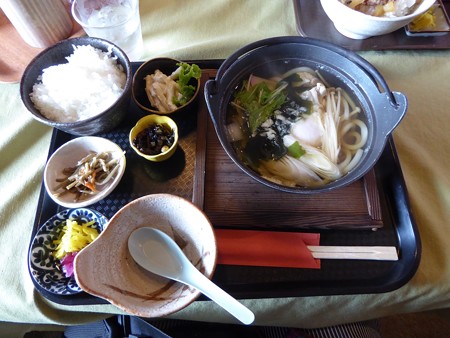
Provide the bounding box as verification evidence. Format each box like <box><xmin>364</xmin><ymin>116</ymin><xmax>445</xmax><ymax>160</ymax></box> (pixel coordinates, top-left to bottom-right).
<box><xmin>28</xmin><ymin>61</ymin><xmax>421</xmax><ymax>306</ymax></box>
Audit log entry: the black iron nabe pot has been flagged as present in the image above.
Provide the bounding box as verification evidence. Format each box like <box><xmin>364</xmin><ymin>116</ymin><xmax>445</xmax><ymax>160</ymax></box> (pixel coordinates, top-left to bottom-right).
<box><xmin>204</xmin><ymin>36</ymin><xmax>407</xmax><ymax>194</ymax></box>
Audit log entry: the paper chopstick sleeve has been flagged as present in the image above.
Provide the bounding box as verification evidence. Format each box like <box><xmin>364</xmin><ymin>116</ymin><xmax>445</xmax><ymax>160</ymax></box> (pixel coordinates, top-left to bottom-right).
<box><xmin>215</xmin><ymin>229</ymin><xmax>321</xmax><ymax>269</ymax></box>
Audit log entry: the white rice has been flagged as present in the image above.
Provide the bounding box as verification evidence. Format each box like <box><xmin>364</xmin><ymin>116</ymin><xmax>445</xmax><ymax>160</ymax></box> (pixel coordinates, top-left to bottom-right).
<box><xmin>30</xmin><ymin>45</ymin><xmax>126</xmax><ymax>123</ymax></box>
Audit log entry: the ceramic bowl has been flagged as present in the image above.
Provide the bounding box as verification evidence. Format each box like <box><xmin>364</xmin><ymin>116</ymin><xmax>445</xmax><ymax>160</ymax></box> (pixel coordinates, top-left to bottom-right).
<box><xmin>20</xmin><ymin>36</ymin><xmax>132</xmax><ymax>135</ymax></box>
<box><xmin>28</xmin><ymin>208</ymin><xmax>108</xmax><ymax>295</ymax></box>
<box><xmin>320</xmin><ymin>0</ymin><xmax>436</xmax><ymax>39</ymax></box>
<box><xmin>132</xmin><ymin>57</ymin><xmax>201</xmax><ymax>115</ymax></box>
<box><xmin>44</xmin><ymin>136</ymin><xmax>126</xmax><ymax>208</ymax></box>
<box><xmin>129</xmin><ymin>114</ymin><xmax>179</xmax><ymax>162</ymax></box>
<box><xmin>74</xmin><ymin>194</ymin><xmax>217</xmax><ymax>317</ymax></box>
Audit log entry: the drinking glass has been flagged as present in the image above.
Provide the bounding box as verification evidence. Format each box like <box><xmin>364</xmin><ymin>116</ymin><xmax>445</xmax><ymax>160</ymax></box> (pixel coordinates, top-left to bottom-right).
<box><xmin>71</xmin><ymin>0</ymin><xmax>144</xmax><ymax>60</ymax></box>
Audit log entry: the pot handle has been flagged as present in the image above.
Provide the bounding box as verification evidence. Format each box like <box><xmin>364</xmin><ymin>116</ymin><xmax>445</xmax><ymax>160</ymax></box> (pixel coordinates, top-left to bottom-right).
<box><xmin>379</xmin><ymin>91</ymin><xmax>408</xmax><ymax>136</ymax></box>
<box><xmin>340</xmin><ymin>48</ymin><xmax>402</xmax><ymax>108</ymax></box>
<box><xmin>204</xmin><ymin>79</ymin><xmax>222</xmax><ymax>126</ymax></box>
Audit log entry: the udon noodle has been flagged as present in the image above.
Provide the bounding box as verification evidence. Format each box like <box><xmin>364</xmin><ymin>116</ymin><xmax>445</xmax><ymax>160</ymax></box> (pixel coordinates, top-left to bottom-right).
<box><xmin>227</xmin><ymin>66</ymin><xmax>368</xmax><ymax>188</ymax></box>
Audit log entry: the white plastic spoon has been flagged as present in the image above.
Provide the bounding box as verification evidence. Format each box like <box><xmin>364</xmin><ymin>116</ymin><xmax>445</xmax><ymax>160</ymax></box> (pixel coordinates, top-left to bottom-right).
<box><xmin>128</xmin><ymin>227</ymin><xmax>255</xmax><ymax>325</ymax></box>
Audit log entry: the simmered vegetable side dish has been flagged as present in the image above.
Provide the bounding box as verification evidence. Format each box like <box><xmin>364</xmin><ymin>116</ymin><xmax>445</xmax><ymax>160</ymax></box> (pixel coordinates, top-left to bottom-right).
<box><xmin>341</xmin><ymin>0</ymin><xmax>423</xmax><ymax>17</ymax></box>
<box><xmin>54</xmin><ymin>151</ymin><xmax>123</xmax><ymax>202</ymax></box>
<box><xmin>144</xmin><ymin>63</ymin><xmax>201</xmax><ymax>112</ymax></box>
<box><xmin>228</xmin><ymin>67</ymin><xmax>368</xmax><ymax>188</ymax></box>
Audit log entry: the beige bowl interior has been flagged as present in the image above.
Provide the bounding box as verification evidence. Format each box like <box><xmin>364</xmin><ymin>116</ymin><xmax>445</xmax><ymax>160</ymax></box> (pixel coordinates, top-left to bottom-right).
<box><xmin>74</xmin><ymin>193</ymin><xmax>217</xmax><ymax>317</ymax></box>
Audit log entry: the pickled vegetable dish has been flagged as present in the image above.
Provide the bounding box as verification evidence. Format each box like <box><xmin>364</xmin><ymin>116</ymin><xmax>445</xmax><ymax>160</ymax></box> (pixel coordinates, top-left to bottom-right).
<box><xmin>52</xmin><ymin>219</ymin><xmax>100</xmax><ymax>277</ymax></box>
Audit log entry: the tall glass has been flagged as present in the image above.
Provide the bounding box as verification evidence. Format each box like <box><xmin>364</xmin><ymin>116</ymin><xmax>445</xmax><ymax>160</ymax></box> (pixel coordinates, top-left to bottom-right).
<box><xmin>71</xmin><ymin>0</ymin><xmax>144</xmax><ymax>61</ymax></box>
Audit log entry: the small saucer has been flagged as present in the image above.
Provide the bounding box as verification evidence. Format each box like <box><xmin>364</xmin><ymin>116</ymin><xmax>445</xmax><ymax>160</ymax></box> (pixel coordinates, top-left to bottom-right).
<box><xmin>28</xmin><ymin>208</ymin><xmax>107</xmax><ymax>295</ymax></box>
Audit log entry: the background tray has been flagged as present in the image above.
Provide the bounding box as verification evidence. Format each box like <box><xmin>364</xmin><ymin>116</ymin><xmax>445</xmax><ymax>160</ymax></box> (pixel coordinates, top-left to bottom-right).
<box><xmin>293</xmin><ymin>0</ymin><xmax>450</xmax><ymax>51</ymax></box>
<box><xmin>29</xmin><ymin>61</ymin><xmax>421</xmax><ymax>305</ymax></box>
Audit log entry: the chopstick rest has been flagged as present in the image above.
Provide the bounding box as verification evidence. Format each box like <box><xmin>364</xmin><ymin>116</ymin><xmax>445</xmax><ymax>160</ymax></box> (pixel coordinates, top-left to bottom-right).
<box><xmin>307</xmin><ymin>246</ymin><xmax>398</xmax><ymax>261</ymax></box>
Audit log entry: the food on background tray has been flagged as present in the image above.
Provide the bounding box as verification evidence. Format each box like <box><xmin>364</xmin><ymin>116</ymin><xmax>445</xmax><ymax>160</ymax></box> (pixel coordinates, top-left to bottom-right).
<box><xmin>410</xmin><ymin>5</ymin><xmax>436</xmax><ymax>28</ymax></box>
<box><xmin>53</xmin><ymin>150</ymin><xmax>123</xmax><ymax>202</ymax></box>
<box><xmin>53</xmin><ymin>219</ymin><xmax>100</xmax><ymax>277</ymax></box>
<box><xmin>408</xmin><ymin>2</ymin><xmax>450</xmax><ymax>32</ymax></box>
<box><xmin>29</xmin><ymin>44</ymin><xmax>126</xmax><ymax>123</ymax></box>
<box><xmin>341</xmin><ymin>0</ymin><xmax>423</xmax><ymax>17</ymax></box>
<box><xmin>144</xmin><ymin>62</ymin><xmax>201</xmax><ymax>112</ymax></box>
<box><xmin>228</xmin><ymin>67</ymin><xmax>368</xmax><ymax>188</ymax></box>
<box><xmin>132</xmin><ymin>123</ymin><xmax>175</xmax><ymax>155</ymax></box>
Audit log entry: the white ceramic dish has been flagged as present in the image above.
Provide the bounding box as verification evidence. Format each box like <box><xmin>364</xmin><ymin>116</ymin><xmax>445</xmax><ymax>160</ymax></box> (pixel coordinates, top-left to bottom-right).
<box><xmin>74</xmin><ymin>194</ymin><xmax>217</xmax><ymax>318</ymax></box>
<box><xmin>44</xmin><ymin>136</ymin><xmax>126</xmax><ymax>208</ymax></box>
<box><xmin>320</xmin><ymin>0</ymin><xmax>436</xmax><ymax>39</ymax></box>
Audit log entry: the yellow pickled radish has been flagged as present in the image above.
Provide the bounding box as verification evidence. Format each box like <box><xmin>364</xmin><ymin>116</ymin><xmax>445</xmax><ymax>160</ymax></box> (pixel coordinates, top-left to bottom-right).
<box><xmin>410</xmin><ymin>9</ymin><xmax>436</xmax><ymax>30</ymax></box>
<box><xmin>53</xmin><ymin>219</ymin><xmax>99</xmax><ymax>260</ymax></box>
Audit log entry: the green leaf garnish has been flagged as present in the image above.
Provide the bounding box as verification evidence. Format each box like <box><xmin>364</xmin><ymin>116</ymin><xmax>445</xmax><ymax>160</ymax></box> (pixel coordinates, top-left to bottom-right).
<box><xmin>172</xmin><ymin>63</ymin><xmax>201</xmax><ymax>106</ymax></box>
<box><xmin>234</xmin><ymin>81</ymin><xmax>287</xmax><ymax>134</ymax></box>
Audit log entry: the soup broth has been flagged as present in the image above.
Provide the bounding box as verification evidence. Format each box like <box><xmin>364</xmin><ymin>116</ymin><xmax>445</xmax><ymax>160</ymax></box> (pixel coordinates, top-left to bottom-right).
<box><xmin>226</xmin><ymin>65</ymin><xmax>368</xmax><ymax>188</ymax></box>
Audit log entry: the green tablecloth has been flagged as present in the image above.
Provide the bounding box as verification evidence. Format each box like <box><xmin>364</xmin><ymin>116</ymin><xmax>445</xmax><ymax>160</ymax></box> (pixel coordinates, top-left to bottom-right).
<box><xmin>1</xmin><ymin>1</ymin><xmax>449</xmax><ymax>337</ymax></box>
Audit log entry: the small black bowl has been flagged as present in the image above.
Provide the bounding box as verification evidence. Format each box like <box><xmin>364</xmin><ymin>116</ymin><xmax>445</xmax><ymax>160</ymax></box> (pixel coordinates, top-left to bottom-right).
<box><xmin>132</xmin><ymin>57</ymin><xmax>201</xmax><ymax>116</ymax></box>
<box><xmin>20</xmin><ymin>37</ymin><xmax>132</xmax><ymax>136</ymax></box>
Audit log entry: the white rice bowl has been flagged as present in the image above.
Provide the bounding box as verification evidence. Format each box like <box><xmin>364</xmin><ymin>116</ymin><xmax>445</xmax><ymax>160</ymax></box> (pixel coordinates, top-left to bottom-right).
<box><xmin>30</xmin><ymin>45</ymin><xmax>126</xmax><ymax>123</ymax></box>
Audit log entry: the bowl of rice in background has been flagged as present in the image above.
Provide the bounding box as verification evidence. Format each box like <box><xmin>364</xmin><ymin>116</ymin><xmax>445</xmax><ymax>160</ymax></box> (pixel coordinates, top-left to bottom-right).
<box><xmin>320</xmin><ymin>0</ymin><xmax>436</xmax><ymax>39</ymax></box>
<box><xmin>20</xmin><ymin>37</ymin><xmax>132</xmax><ymax>136</ymax></box>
